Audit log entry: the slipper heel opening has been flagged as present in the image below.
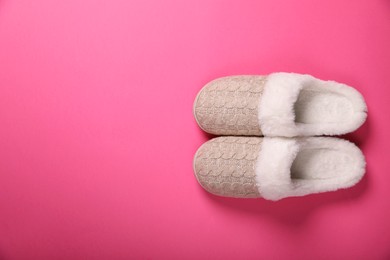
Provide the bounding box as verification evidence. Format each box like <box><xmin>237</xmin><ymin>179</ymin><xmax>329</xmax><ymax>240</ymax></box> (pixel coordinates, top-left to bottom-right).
<box><xmin>294</xmin><ymin>90</ymin><xmax>354</xmax><ymax>125</ymax></box>
<box><xmin>293</xmin><ymin>79</ymin><xmax>367</xmax><ymax>136</ymax></box>
<box><xmin>290</xmin><ymin>138</ymin><xmax>366</xmax><ymax>195</ymax></box>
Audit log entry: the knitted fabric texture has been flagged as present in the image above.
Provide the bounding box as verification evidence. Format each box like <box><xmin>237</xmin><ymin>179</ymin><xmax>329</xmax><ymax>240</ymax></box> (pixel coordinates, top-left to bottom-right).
<box><xmin>193</xmin><ymin>136</ymin><xmax>262</xmax><ymax>198</ymax></box>
<box><xmin>194</xmin><ymin>76</ymin><xmax>266</xmax><ymax>136</ymax></box>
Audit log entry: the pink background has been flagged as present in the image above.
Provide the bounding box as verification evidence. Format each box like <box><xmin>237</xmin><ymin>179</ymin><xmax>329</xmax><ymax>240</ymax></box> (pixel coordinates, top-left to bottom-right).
<box><xmin>0</xmin><ymin>0</ymin><xmax>389</xmax><ymax>259</ymax></box>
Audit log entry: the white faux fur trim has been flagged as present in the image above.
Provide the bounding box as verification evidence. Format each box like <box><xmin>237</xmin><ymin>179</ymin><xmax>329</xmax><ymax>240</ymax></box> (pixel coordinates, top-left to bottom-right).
<box><xmin>255</xmin><ymin>138</ymin><xmax>300</xmax><ymax>201</ymax></box>
<box><xmin>258</xmin><ymin>73</ymin><xmax>367</xmax><ymax>137</ymax></box>
<box><xmin>255</xmin><ymin>137</ymin><xmax>366</xmax><ymax>201</ymax></box>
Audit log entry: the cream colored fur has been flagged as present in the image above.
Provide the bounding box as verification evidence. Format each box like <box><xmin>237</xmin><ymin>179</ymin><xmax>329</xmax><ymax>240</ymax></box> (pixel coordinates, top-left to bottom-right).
<box><xmin>255</xmin><ymin>137</ymin><xmax>366</xmax><ymax>201</ymax></box>
<box><xmin>258</xmin><ymin>73</ymin><xmax>367</xmax><ymax>137</ymax></box>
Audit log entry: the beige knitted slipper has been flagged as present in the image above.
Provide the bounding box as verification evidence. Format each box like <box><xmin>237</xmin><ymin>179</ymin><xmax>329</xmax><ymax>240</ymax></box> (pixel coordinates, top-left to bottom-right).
<box><xmin>193</xmin><ymin>73</ymin><xmax>367</xmax><ymax>137</ymax></box>
<box><xmin>193</xmin><ymin>136</ymin><xmax>365</xmax><ymax>201</ymax></box>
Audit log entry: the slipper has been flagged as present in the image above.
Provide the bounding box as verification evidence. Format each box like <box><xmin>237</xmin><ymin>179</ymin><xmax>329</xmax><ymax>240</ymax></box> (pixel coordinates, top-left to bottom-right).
<box><xmin>193</xmin><ymin>136</ymin><xmax>365</xmax><ymax>200</ymax></box>
<box><xmin>193</xmin><ymin>73</ymin><xmax>367</xmax><ymax>137</ymax></box>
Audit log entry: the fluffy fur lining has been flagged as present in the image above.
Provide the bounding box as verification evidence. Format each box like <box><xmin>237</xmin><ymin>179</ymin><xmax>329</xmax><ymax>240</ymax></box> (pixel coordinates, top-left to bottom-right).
<box><xmin>255</xmin><ymin>137</ymin><xmax>300</xmax><ymax>201</ymax></box>
<box><xmin>255</xmin><ymin>137</ymin><xmax>366</xmax><ymax>201</ymax></box>
<box><xmin>258</xmin><ymin>73</ymin><xmax>367</xmax><ymax>137</ymax></box>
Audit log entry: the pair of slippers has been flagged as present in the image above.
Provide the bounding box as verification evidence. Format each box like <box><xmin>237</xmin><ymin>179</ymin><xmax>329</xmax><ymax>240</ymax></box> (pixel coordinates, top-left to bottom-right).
<box><xmin>193</xmin><ymin>73</ymin><xmax>367</xmax><ymax>201</ymax></box>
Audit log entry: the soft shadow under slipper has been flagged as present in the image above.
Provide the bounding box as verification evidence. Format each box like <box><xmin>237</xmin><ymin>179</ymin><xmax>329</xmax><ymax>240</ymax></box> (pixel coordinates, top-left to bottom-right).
<box><xmin>194</xmin><ymin>73</ymin><xmax>367</xmax><ymax>137</ymax></box>
<box><xmin>193</xmin><ymin>136</ymin><xmax>365</xmax><ymax>201</ymax></box>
